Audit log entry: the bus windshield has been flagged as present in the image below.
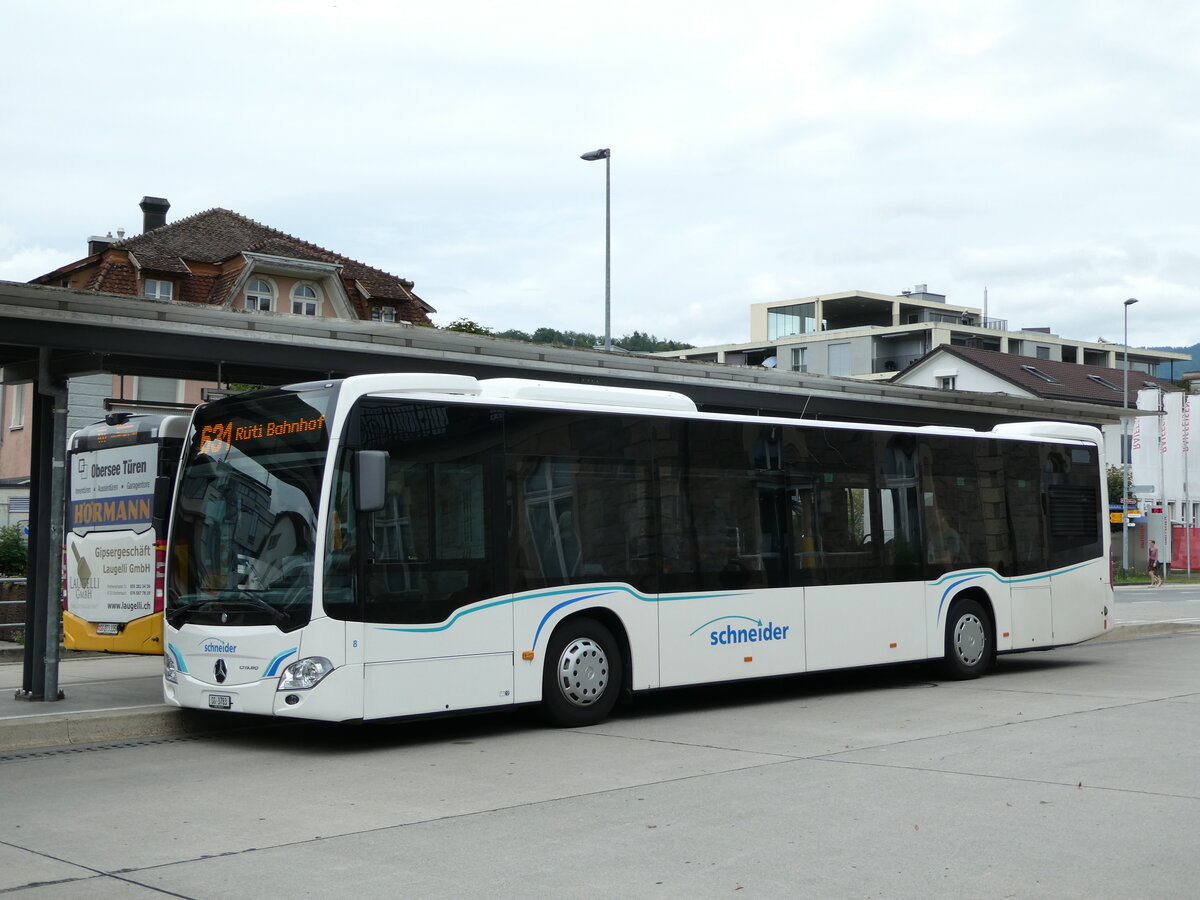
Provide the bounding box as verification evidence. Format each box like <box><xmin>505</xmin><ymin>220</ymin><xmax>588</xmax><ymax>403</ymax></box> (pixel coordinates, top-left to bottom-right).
<box><xmin>166</xmin><ymin>385</ymin><xmax>333</xmax><ymax>631</ymax></box>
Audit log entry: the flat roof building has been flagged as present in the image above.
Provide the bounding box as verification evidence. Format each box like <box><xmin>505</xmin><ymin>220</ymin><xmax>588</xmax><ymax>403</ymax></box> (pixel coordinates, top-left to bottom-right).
<box><xmin>658</xmin><ymin>285</ymin><xmax>1188</xmax><ymax>381</ymax></box>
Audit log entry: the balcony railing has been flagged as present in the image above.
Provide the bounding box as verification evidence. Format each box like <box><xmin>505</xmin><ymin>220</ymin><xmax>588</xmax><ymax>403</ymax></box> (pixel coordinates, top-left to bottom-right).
<box><xmin>872</xmin><ymin>352</ymin><xmax>924</xmax><ymax>374</ymax></box>
<box><xmin>946</xmin><ymin>314</ymin><xmax>1008</xmax><ymax>330</ymax></box>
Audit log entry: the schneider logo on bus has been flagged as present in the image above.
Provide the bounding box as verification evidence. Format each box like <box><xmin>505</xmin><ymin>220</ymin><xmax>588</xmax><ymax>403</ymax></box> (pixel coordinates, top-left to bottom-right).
<box><xmin>699</xmin><ymin>617</ymin><xmax>792</xmax><ymax>646</ymax></box>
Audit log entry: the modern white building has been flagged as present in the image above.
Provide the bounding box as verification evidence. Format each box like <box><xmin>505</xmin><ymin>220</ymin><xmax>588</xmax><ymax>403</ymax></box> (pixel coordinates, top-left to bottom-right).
<box><xmin>660</xmin><ymin>285</ymin><xmax>1188</xmax><ymax>382</ymax></box>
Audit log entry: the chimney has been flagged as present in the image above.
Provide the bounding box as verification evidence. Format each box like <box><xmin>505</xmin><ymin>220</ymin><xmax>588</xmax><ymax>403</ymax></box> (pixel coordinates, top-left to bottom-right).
<box><xmin>139</xmin><ymin>196</ymin><xmax>170</xmax><ymax>233</ymax></box>
<box><xmin>88</xmin><ymin>232</ymin><xmax>115</xmax><ymax>255</ymax></box>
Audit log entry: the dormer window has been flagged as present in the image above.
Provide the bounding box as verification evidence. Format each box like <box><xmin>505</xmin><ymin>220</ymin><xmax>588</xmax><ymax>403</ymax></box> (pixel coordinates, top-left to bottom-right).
<box><xmin>245</xmin><ymin>278</ymin><xmax>274</xmax><ymax>311</ymax></box>
<box><xmin>372</xmin><ymin>305</ymin><xmax>396</xmax><ymax>323</ymax></box>
<box><xmin>142</xmin><ymin>278</ymin><xmax>172</xmax><ymax>300</ymax></box>
<box><xmin>292</xmin><ymin>283</ymin><xmax>320</xmax><ymax>316</ymax></box>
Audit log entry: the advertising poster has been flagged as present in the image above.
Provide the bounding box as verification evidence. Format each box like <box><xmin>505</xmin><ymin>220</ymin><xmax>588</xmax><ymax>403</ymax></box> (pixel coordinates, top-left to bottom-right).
<box><xmin>66</xmin><ymin>442</ymin><xmax>159</xmax><ymax>620</ymax></box>
<box><xmin>65</xmin><ymin>529</ymin><xmax>156</xmax><ymax>623</ymax></box>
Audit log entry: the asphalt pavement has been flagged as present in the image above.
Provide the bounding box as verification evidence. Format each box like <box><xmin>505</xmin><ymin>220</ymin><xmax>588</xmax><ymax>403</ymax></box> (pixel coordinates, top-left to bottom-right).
<box><xmin>3</xmin><ymin>604</ymin><xmax>1199</xmax><ymax>899</ymax></box>
<box><xmin>2</xmin><ymin>584</ymin><xmax>1198</xmax><ymax>752</ymax></box>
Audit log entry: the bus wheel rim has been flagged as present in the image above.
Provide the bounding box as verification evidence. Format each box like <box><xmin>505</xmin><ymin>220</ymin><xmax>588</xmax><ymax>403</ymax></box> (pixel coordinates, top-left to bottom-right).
<box><xmin>953</xmin><ymin>613</ymin><xmax>986</xmax><ymax>666</ymax></box>
<box><xmin>556</xmin><ymin>637</ymin><xmax>609</xmax><ymax>707</ymax></box>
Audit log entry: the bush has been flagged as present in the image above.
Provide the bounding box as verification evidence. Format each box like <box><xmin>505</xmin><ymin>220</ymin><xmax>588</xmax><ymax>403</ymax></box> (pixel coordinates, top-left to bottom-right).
<box><xmin>0</xmin><ymin>525</ymin><xmax>27</xmax><ymax>577</ymax></box>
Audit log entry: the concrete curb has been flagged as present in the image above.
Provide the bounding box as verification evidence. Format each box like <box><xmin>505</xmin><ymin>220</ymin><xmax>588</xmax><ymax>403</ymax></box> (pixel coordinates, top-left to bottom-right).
<box><xmin>0</xmin><ymin>707</ymin><xmax>256</xmax><ymax>753</ymax></box>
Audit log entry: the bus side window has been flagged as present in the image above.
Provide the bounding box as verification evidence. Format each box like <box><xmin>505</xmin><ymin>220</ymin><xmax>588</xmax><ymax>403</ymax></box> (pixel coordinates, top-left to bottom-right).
<box><xmin>879</xmin><ymin>435</ymin><xmax>921</xmax><ymax>582</ymax></box>
<box><xmin>788</xmin><ymin>485</ymin><xmax>818</xmax><ymax>585</ymax></box>
<box><xmin>1044</xmin><ymin>446</ymin><xmax>1101</xmax><ymax>568</ymax></box>
<box><xmin>816</xmin><ymin>483</ymin><xmax>880</xmax><ymax>584</ymax></box>
<box><xmin>660</xmin><ymin>420</ymin><xmax>785</xmax><ymax>593</ymax></box>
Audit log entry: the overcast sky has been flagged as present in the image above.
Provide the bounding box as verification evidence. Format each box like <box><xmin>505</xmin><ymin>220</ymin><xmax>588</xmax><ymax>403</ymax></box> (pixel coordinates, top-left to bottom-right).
<box><xmin>2</xmin><ymin>1</ymin><xmax>1197</xmax><ymax>351</ymax></box>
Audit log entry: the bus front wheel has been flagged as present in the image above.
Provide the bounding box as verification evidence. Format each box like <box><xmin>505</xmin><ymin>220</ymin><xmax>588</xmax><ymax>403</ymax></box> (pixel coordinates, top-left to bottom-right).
<box><xmin>940</xmin><ymin>598</ymin><xmax>993</xmax><ymax>680</ymax></box>
<box><xmin>542</xmin><ymin>618</ymin><xmax>622</xmax><ymax>727</ymax></box>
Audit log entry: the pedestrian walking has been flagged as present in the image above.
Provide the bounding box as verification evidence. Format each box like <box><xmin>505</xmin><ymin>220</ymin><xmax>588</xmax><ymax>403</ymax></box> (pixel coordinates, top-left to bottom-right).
<box><xmin>1148</xmin><ymin>540</ymin><xmax>1163</xmax><ymax>587</ymax></box>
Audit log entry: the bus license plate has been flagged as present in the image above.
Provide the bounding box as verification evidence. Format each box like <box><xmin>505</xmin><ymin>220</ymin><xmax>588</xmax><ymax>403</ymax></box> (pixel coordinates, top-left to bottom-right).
<box><xmin>208</xmin><ymin>694</ymin><xmax>233</xmax><ymax>710</ymax></box>
<box><xmin>96</xmin><ymin>623</ymin><xmax>119</xmax><ymax>635</ymax></box>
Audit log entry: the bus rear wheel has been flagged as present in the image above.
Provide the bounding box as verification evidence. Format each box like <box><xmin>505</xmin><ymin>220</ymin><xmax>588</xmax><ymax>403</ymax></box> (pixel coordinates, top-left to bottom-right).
<box><xmin>940</xmin><ymin>598</ymin><xmax>993</xmax><ymax>680</ymax></box>
<box><xmin>542</xmin><ymin>618</ymin><xmax>622</xmax><ymax>727</ymax></box>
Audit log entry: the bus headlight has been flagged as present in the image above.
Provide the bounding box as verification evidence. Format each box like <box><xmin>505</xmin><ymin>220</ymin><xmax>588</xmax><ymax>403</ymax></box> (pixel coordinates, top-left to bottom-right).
<box><xmin>163</xmin><ymin>652</ymin><xmax>179</xmax><ymax>684</ymax></box>
<box><xmin>277</xmin><ymin>657</ymin><xmax>334</xmax><ymax>691</ymax></box>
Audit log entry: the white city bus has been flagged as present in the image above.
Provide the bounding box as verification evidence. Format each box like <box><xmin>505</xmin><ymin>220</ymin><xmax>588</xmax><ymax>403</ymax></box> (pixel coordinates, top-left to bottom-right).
<box><xmin>163</xmin><ymin>374</ymin><xmax>1112</xmax><ymax>725</ymax></box>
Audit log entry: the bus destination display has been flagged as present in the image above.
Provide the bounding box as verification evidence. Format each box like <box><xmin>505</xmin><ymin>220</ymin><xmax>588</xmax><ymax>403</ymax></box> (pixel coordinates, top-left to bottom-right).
<box><xmin>198</xmin><ymin>414</ymin><xmax>326</xmax><ymax>456</ymax></box>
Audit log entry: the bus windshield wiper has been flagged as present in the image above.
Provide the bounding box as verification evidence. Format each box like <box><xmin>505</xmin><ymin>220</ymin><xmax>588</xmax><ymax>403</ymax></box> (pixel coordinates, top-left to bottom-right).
<box><xmin>221</xmin><ymin>590</ymin><xmax>290</xmax><ymax>624</ymax></box>
<box><xmin>168</xmin><ymin>591</ymin><xmax>288</xmax><ymax>624</ymax></box>
<box><xmin>168</xmin><ymin>595</ymin><xmax>220</xmax><ymax>613</ymax></box>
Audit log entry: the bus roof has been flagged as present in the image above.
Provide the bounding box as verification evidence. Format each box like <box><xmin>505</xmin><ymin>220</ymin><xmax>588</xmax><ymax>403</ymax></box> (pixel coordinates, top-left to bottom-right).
<box><xmin>69</xmin><ymin>413</ymin><xmax>189</xmax><ymax>452</ymax></box>
<box><xmin>319</xmin><ymin>373</ymin><xmax>1103</xmax><ymax>447</ymax></box>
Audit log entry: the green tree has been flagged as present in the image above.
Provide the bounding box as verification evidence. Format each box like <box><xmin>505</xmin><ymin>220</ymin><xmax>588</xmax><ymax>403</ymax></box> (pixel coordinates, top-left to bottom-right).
<box><xmin>445</xmin><ymin>318</ymin><xmax>493</xmax><ymax>335</ymax></box>
<box><xmin>0</xmin><ymin>525</ymin><xmax>27</xmax><ymax>577</ymax></box>
<box><xmin>1107</xmin><ymin>464</ymin><xmax>1127</xmax><ymax>503</ymax></box>
<box><xmin>617</xmin><ymin>331</ymin><xmax>695</xmax><ymax>353</ymax></box>
<box><xmin>445</xmin><ymin>320</ymin><xmax>694</xmax><ymax>353</ymax></box>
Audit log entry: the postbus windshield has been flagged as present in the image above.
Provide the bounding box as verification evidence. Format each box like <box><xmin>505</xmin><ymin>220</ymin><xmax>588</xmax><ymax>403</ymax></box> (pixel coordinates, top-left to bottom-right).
<box><xmin>166</xmin><ymin>384</ymin><xmax>333</xmax><ymax>631</ymax></box>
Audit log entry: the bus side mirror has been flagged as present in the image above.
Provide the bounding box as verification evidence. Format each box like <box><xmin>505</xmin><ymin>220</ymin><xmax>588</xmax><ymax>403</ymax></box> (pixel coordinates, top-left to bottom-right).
<box><xmin>355</xmin><ymin>450</ymin><xmax>388</xmax><ymax>513</ymax></box>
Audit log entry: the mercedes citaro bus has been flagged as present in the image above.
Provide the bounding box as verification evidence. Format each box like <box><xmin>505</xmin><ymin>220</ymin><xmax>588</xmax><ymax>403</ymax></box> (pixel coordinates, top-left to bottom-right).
<box><xmin>163</xmin><ymin>374</ymin><xmax>1111</xmax><ymax>725</ymax></box>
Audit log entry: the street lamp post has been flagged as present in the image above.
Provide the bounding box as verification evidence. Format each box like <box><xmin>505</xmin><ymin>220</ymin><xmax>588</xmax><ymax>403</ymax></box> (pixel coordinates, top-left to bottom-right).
<box><xmin>580</xmin><ymin>148</ymin><xmax>611</xmax><ymax>352</ymax></box>
<box><xmin>1122</xmin><ymin>297</ymin><xmax>1139</xmax><ymax>576</ymax></box>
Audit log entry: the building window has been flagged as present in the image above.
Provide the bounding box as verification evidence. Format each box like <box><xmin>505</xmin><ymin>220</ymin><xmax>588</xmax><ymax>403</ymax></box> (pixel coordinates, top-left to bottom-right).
<box><xmin>135</xmin><ymin>377</ymin><xmax>181</xmax><ymax>403</ymax></box>
<box><xmin>245</xmin><ymin>278</ymin><xmax>273</xmax><ymax>311</ymax></box>
<box><xmin>142</xmin><ymin>278</ymin><xmax>173</xmax><ymax>300</ymax></box>
<box><xmin>937</xmin><ymin>375</ymin><xmax>957</xmax><ymax>391</ymax></box>
<box><xmin>372</xmin><ymin>306</ymin><xmax>396</xmax><ymax>323</ymax></box>
<box><xmin>292</xmin><ymin>283</ymin><xmax>320</xmax><ymax>316</ymax></box>
<box><xmin>768</xmin><ymin>303</ymin><xmax>817</xmax><ymax>340</ymax></box>
<box><xmin>10</xmin><ymin>383</ymin><xmax>26</xmax><ymax>429</ymax></box>
<box><xmin>1036</xmin><ymin>345</ymin><xmax>1051</xmax><ymax>360</ymax></box>
<box><xmin>790</xmin><ymin>347</ymin><xmax>808</xmax><ymax>373</ymax></box>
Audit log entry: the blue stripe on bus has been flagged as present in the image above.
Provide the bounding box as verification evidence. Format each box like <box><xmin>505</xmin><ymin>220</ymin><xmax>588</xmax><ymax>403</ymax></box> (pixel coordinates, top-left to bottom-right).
<box><xmin>375</xmin><ymin>560</ymin><xmax>1100</xmax><ymax>648</ymax></box>
<box><xmin>265</xmin><ymin>648</ymin><xmax>298</xmax><ymax>676</ymax></box>
<box><xmin>166</xmin><ymin>643</ymin><xmax>188</xmax><ymax>673</ymax></box>
<box><xmin>932</xmin><ymin>560</ymin><xmax>1099</xmax><ymax>620</ymax></box>
<box><xmin>378</xmin><ymin>584</ymin><xmax>745</xmax><ymax>649</ymax></box>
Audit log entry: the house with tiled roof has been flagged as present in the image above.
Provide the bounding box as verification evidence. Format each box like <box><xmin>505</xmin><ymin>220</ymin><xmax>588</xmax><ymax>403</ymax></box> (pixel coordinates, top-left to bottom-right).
<box><xmin>29</xmin><ymin>197</ymin><xmax>434</xmax><ymax>326</ymax></box>
<box><xmin>889</xmin><ymin>344</ymin><xmax>1178</xmax><ymax>406</ymax></box>
<box><xmin>0</xmin><ymin>198</ymin><xmax>437</xmax><ymax>517</ymax></box>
